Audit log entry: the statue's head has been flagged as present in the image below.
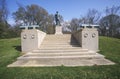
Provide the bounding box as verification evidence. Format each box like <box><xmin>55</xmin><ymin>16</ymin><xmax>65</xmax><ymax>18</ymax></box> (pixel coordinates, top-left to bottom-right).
<box><xmin>56</xmin><ymin>11</ymin><xmax>58</xmax><ymax>14</ymax></box>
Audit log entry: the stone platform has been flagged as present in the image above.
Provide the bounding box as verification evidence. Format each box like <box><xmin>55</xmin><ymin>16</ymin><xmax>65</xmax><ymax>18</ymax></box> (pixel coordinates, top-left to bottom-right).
<box><xmin>8</xmin><ymin>34</ymin><xmax>114</xmax><ymax>67</ymax></box>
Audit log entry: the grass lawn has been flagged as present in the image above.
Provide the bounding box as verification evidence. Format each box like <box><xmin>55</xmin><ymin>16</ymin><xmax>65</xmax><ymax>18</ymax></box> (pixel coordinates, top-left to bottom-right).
<box><xmin>0</xmin><ymin>36</ymin><xmax>120</xmax><ymax>79</ymax></box>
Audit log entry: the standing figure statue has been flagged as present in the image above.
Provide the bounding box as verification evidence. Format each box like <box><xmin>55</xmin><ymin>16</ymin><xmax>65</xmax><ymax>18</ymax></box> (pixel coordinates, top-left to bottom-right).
<box><xmin>55</xmin><ymin>11</ymin><xmax>61</xmax><ymax>26</ymax></box>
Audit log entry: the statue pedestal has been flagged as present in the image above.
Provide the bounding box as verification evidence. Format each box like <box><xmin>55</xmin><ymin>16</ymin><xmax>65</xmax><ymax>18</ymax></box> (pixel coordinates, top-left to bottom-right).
<box><xmin>55</xmin><ymin>26</ymin><xmax>63</xmax><ymax>35</ymax></box>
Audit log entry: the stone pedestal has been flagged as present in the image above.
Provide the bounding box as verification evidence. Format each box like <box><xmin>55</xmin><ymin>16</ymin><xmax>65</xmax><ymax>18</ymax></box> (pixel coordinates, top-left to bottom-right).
<box><xmin>21</xmin><ymin>29</ymin><xmax>46</xmax><ymax>52</ymax></box>
<box><xmin>81</xmin><ymin>28</ymin><xmax>98</xmax><ymax>52</ymax></box>
<box><xmin>73</xmin><ymin>28</ymin><xmax>98</xmax><ymax>52</ymax></box>
<box><xmin>55</xmin><ymin>26</ymin><xmax>63</xmax><ymax>35</ymax></box>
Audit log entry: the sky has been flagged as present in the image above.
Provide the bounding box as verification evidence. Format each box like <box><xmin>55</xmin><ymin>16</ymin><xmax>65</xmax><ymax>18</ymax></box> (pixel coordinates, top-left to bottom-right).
<box><xmin>6</xmin><ymin>0</ymin><xmax>120</xmax><ymax>25</ymax></box>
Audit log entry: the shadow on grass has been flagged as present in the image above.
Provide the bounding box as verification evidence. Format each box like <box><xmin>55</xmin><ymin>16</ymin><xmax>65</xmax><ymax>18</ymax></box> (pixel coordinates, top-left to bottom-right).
<box><xmin>13</xmin><ymin>45</ymin><xmax>21</xmax><ymax>52</ymax></box>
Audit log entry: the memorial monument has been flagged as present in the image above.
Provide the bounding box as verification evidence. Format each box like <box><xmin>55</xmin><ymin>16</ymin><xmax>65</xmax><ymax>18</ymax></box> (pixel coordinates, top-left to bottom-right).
<box><xmin>7</xmin><ymin>13</ymin><xmax>114</xmax><ymax>67</ymax></box>
<box><xmin>55</xmin><ymin>11</ymin><xmax>63</xmax><ymax>34</ymax></box>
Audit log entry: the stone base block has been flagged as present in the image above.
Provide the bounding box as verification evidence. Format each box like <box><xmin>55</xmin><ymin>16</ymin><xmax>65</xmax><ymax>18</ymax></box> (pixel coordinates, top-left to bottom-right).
<box><xmin>55</xmin><ymin>26</ymin><xmax>63</xmax><ymax>35</ymax></box>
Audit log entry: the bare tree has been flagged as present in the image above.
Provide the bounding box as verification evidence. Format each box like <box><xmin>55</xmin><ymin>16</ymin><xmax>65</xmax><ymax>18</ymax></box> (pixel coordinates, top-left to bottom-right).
<box><xmin>70</xmin><ymin>18</ymin><xmax>79</xmax><ymax>31</ymax></box>
<box><xmin>100</xmin><ymin>5</ymin><xmax>120</xmax><ymax>37</ymax></box>
<box><xmin>100</xmin><ymin>15</ymin><xmax>120</xmax><ymax>37</ymax></box>
<box><xmin>0</xmin><ymin>0</ymin><xmax>8</xmax><ymax>22</ymax></box>
<box><xmin>0</xmin><ymin>0</ymin><xmax>10</xmax><ymax>38</ymax></box>
<box><xmin>105</xmin><ymin>5</ymin><xmax>120</xmax><ymax>16</ymax></box>
<box><xmin>81</xmin><ymin>9</ymin><xmax>101</xmax><ymax>24</ymax></box>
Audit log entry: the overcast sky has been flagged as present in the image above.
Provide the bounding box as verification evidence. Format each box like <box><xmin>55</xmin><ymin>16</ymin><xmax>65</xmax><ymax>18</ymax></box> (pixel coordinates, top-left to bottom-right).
<box><xmin>6</xmin><ymin>0</ymin><xmax>120</xmax><ymax>25</ymax></box>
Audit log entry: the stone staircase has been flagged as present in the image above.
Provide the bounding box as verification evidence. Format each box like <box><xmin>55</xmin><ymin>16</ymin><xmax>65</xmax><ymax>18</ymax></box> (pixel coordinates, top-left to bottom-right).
<box><xmin>8</xmin><ymin>34</ymin><xmax>114</xmax><ymax>67</ymax></box>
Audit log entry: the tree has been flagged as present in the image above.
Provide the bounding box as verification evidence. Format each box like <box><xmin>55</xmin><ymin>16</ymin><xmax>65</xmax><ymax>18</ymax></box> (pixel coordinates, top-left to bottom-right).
<box><xmin>13</xmin><ymin>4</ymin><xmax>55</xmax><ymax>33</ymax></box>
<box><xmin>99</xmin><ymin>5</ymin><xmax>120</xmax><ymax>37</ymax></box>
<box><xmin>7</xmin><ymin>24</ymin><xmax>21</xmax><ymax>37</ymax></box>
<box><xmin>0</xmin><ymin>0</ymin><xmax>10</xmax><ymax>38</ymax></box>
<box><xmin>46</xmin><ymin>14</ymin><xmax>55</xmax><ymax>34</ymax></box>
<box><xmin>13</xmin><ymin>4</ymin><xmax>48</xmax><ymax>25</ymax></box>
<box><xmin>100</xmin><ymin>14</ymin><xmax>120</xmax><ymax>36</ymax></box>
<box><xmin>105</xmin><ymin>5</ymin><xmax>120</xmax><ymax>16</ymax></box>
<box><xmin>69</xmin><ymin>9</ymin><xmax>100</xmax><ymax>32</ymax></box>
<box><xmin>12</xmin><ymin>6</ymin><xmax>26</xmax><ymax>25</ymax></box>
<box><xmin>70</xmin><ymin>18</ymin><xmax>79</xmax><ymax>32</ymax></box>
<box><xmin>0</xmin><ymin>0</ymin><xmax>8</xmax><ymax>22</ymax></box>
<box><xmin>80</xmin><ymin>9</ymin><xmax>101</xmax><ymax>24</ymax></box>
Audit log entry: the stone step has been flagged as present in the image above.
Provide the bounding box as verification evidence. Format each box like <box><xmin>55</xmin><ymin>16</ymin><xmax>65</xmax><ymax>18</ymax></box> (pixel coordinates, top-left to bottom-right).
<box><xmin>39</xmin><ymin>47</ymin><xmax>81</xmax><ymax>50</ymax></box>
<box><xmin>41</xmin><ymin>44</ymin><xmax>80</xmax><ymax>47</ymax></box>
<box><xmin>41</xmin><ymin>43</ymin><xmax>72</xmax><ymax>44</ymax></box>
<box><xmin>44</xmin><ymin>38</ymin><xmax>71</xmax><ymax>39</ymax></box>
<box><xmin>43</xmin><ymin>40</ymin><xmax>70</xmax><ymax>42</ymax></box>
<box><xmin>40</xmin><ymin>44</ymin><xmax>80</xmax><ymax>47</ymax></box>
<box><xmin>43</xmin><ymin>39</ymin><xmax>70</xmax><ymax>40</ymax></box>
<box><xmin>22</xmin><ymin>51</ymin><xmax>96</xmax><ymax>57</ymax></box>
<box><xmin>7</xmin><ymin>34</ymin><xmax>115</xmax><ymax>67</ymax></box>
<box><xmin>42</xmin><ymin>41</ymin><xmax>71</xmax><ymax>43</ymax></box>
<box><xmin>18</xmin><ymin>53</ymin><xmax>104</xmax><ymax>60</ymax></box>
<box><xmin>44</xmin><ymin>37</ymin><xmax>71</xmax><ymax>40</ymax></box>
<box><xmin>45</xmin><ymin>37</ymin><xmax>70</xmax><ymax>38</ymax></box>
<box><xmin>44</xmin><ymin>37</ymin><xmax>71</xmax><ymax>39</ymax></box>
<box><xmin>8</xmin><ymin>58</ymin><xmax>115</xmax><ymax>67</ymax></box>
<box><xmin>32</xmin><ymin>49</ymin><xmax>88</xmax><ymax>53</ymax></box>
<box><xmin>45</xmin><ymin>34</ymin><xmax>70</xmax><ymax>37</ymax></box>
<box><xmin>44</xmin><ymin>38</ymin><xmax>71</xmax><ymax>40</ymax></box>
<box><xmin>41</xmin><ymin>43</ymin><xmax>78</xmax><ymax>45</ymax></box>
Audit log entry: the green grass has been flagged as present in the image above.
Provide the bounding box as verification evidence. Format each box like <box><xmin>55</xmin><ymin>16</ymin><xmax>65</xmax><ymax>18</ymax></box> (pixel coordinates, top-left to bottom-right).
<box><xmin>0</xmin><ymin>36</ymin><xmax>120</xmax><ymax>79</ymax></box>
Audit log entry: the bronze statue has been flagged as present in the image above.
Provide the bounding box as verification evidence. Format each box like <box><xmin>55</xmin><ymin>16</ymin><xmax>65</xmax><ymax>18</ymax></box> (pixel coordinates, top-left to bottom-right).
<box><xmin>55</xmin><ymin>11</ymin><xmax>61</xmax><ymax>26</ymax></box>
